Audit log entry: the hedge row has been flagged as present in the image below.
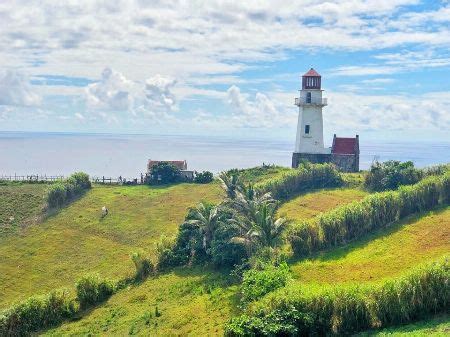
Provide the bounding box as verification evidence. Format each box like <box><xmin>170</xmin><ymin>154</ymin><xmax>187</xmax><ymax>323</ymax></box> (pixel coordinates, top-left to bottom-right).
<box><xmin>47</xmin><ymin>172</ymin><xmax>91</xmax><ymax>208</ymax></box>
<box><xmin>225</xmin><ymin>257</ymin><xmax>449</xmax><ymax>336</ymax></box>
<box><xmin>256</xmin><ymin>163</ymin><xmax>343</xmax><ymax>201</ymax></box>
<box><xmin>289</xmin><ymin>173</ymin><xmax>450</xmax><ymax>256</ymax></box>
<box><xmin>0</xmin><ymin>273</ymin><xmax>115</xmax><ymax>336</ymax></box>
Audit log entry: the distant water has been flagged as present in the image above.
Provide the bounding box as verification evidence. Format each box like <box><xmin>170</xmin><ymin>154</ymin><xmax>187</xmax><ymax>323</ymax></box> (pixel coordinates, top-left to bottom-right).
<box><xmin>0</xmin><ymin>131</ymin><xmax>449</xmax><ymax>179</ymax></box>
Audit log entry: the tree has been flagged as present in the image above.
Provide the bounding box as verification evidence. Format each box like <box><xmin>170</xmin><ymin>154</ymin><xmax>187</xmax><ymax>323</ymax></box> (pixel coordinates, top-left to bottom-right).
<box><xmin>219</xmin><ymin>171</ymin><xmax>243</xmax><ymax>199</ymax></box>
<box><xmin>194</xmin><ymin>171</ymin><xmax>214</xmax><ymax>184</ymax></box>
<box><xmin>148</xmin><ymin>162</ymin><xmax>181</xmax><ymax>184</ymax></box>
<box><xmin>365</xmin><ymin>160</ymin><xmax>422</xmax><ymax>191</ymax></box>
<box><xmin>185</xmin><ymin>201</ymin><xmax>223</xmax><ymax>251</ymax></box>
<box><xmin>233</xmin><ymin>184</ymin><xmax>276</xmax><ymax>225</ymax></box>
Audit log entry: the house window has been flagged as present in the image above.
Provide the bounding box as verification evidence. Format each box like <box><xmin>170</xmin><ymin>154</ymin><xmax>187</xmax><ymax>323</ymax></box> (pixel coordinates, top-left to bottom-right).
<box><xmin>305</xmin><ymin>125</ymin><xmax>310</xmax><ymax>134</ymax></box>
<box><xmin>306</xmin><ymin>92</ymin><xmax>311</xmax><ymax>103</ymax></box>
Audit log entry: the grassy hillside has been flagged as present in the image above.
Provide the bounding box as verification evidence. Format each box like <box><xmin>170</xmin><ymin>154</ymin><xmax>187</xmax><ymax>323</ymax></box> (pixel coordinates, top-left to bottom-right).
<box><xmin>290</xmin><ymin>207</ymin><xmax>450</xmax><ymax>284</ymax></box>
<box><xmin>278</xmin><ymin>188</ymin><xmax>369</xmax><ymax>222</ymax></box>
<box><xmin>0</xmin><ymin>183</ymin><xmax>222</xmax><ymax>308</ymax></box>
<box><xmin>44</xmin><ymin>267</ymin><xmax>238</xmax><ymax>336</ymax></box>
<box><xmin>0</xmin><ymin>183</ymin><xmax>47</xmax><ymax>235</ymax></box>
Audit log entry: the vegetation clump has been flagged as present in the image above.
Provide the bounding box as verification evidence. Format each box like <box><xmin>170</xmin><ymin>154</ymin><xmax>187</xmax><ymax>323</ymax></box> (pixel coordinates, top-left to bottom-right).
<box><xmin>256</xmin><ymin>162</ymin><xmax>343</xmax><ymax>200</ymax></box>
<box><xmin>147</xmin><ymin>162</ymin><xmax>181</xmax><ymax>185</ymax></box>
<box><xmin>365</xmin><ymin>160</ymin><xmax>422</xmax><ymax>191</ymax></box>
<box><xmin>75</xmin><ymin>274</ymin><xmax>115</xmax><ymax>309</ymax></box>
<box><xmin>130</xmin><ymin>251</ymin><xmax>154</xmax><ymax>280</ymax></box>
<box><xmin>194</xmin><ymin>171</ymin><xmax>214</xmax><ymax>184</ymax></box>
<box><xmin>225</xmin><ymin>257</ymin><xmax>449</xmax><ymax>336</ymax></box>
<box><xmin>241</xmin><ymin>262</ymin><xmax>291</xmax><ymax>304</ymax></box>
<box><xmin>47</xmin><ymin>172</ymin><xmax>91</xmax><ymax>208</ymax></box>
<box><xmin>0</xmin><ymin>289</ymin><xmax>76</xmax><ymax>336</ymax></box>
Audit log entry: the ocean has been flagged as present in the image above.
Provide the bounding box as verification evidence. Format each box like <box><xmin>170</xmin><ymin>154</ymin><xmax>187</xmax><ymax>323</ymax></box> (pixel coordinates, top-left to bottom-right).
<box><xmin>0</xmin><ymin>131</ymin><xmax>449</xmax><ymax>179</ymax></box>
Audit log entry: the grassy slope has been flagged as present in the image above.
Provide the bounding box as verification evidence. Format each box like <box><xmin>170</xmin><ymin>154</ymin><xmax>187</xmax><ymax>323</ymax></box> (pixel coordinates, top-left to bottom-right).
<box><xmin>0</xmin><ymin>183</ymin><xmax>222</xmax><ymax>308</ymax></box>
<box><xmin>290</xmin><ymin>207</ymin><xmax>450</xmax><ymax>284</ymax></box>
<box><xmin>357</xmin><ymin>314</ymin><xmax>450</xmax><ymax>336</ymax></box>
<box><xmin>278</xmin><ymin>188</ymin><xmax>369</xmax><ymax>222</ymax></box>
<box><xmin>0</xmin><ymin>183</ymin><xmax>47</xmax><ymax>235</ymax></box>
<box><xmin>44</xmin><ymin>267</ymin><xmax>238</xmax><ymax>336</ymax></box>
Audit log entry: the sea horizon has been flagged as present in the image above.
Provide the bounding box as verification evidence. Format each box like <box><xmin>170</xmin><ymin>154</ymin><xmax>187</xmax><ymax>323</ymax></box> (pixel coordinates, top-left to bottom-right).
<box><xmin>1</xmin><ymin>130</ymin><xmax>449</xmax><ymax>179</ymax></box>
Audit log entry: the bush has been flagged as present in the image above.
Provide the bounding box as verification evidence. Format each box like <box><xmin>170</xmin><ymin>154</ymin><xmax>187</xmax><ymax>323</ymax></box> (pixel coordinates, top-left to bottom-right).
<box><xmin>256</xmin><ymin>163</ymin><xmax>343</xmax><ymax>201</ymax></box>
<box><xmin>130</xmin><ymin>251</ymin><xmax>154</xmax><ymax>280</ymax></box>
<box><xmin>147</xmin><ymin>162</ymin><xmax>181</xmax><ymax>185</ymax></box>
<box><xmin>225</xmin><ymin>257</ymin><xmax>449</xmax><ymax>336</ymax></box>
<box><xmin>155</xmin><ymin>234</ymin><xmax>186</xmax><ymax>270</ymax></box>
<box><xmin>0</xmin><ymin>289</ymin><xmax>76</xmax><ymax>336</ymax></box>
<box><xmin>47</xmin><ymin>183</ymin><xmax>67</xmax><ymax>208</ymax></box>
<box><xmin>47</xmin><ymin>172</ymin><xmax>91</xmax><ymax>208</ymax></box>
<box><xmin>75</xmin><ymin>274</ymin><xmax>115</xmax><ymax>309</ymax></box>
<box><xmin>241</xmin><ymin>263</ymin><xmax>291</xmax><ymax>304</ymax></box>
<box><xmin>194</xmin><ymin>171</ymin><xmax>214</xmax><ymax>184</ymax></box>
<box><xmin>365</xmin><ymin>160</ymin><xmax>422</xmax><ymax>192</ymax></box>
<box><xmin>289</xmin><ymin>174</ymin><xmax>450</xmax><ymax>257</ymax></box>
<box><xmin>210</xmin><ymin>221</ymin><xmax>247</xmax><ymax>268</ymax></box>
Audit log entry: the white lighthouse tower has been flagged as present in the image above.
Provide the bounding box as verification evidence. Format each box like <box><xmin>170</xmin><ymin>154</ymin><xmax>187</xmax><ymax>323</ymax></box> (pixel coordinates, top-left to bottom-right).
<box><xmin>294</xmin><ymin>68</ymin><xmax>329</xmax><ymax>154</ymax></box>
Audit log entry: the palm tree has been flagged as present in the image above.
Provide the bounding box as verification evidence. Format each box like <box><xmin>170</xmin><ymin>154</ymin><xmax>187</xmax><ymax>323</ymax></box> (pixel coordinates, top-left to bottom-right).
<box><xmin>185</xmin><ymin>201</ymin><xmax>223</xmax><ymax>251</ymax></box>
<box><xmin>219</xmin><ymin>172</ymin><xmax>242</xmax><ymax>200</ymax></box>
<box><xmin>231</xmin><ymin>203</ymin><xmax>288</xmax><ymax>254</ymax></box>
<box><xmin>233</xmin><ymin>184</ymin><xmax>276</xmax><ymax>224</ymax></box>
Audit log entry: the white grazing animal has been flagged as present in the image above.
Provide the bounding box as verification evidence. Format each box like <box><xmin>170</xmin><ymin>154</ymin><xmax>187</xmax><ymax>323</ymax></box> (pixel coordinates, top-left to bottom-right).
<box><xmin>101</xmin><ymin>206</ymin><xmax>108</xmax><ymax>217</ymax></box>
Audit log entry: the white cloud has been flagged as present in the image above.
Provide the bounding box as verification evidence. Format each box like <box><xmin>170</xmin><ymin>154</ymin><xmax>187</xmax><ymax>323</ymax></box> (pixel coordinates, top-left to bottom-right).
<box><xmin>85</xmin><ymin>68</ymin><xmax>177</xmax><ymax>119</ymax></box>
<box><xmin>226</xmin><ymin>85</ymin><xmax>294</xmax><ymax>128</ymax></box>
<box><xmin>0</xmin><ymin>70</ymin><xmax>41</xmax><ymax>106</ymax></box>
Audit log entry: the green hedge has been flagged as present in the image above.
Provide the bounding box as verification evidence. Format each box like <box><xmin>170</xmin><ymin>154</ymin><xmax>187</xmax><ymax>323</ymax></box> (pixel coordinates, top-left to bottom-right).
<box><xmin>76</xmin><ymin>274</ymin><xmax>115</xmax><ymax>309</ymax></box>
<box><xmin>225</xmin><ymin>257</ymin><xmax>449</xmax><ymax>336</ymax></box>
<box><xmin>47</xmin><ymin>172</ymin><xmax>91</xmax><ymax>208</ymax></box>
<box><xmin>0</xmin><ymin>290</ymin><xmax>76</xmax><ymax>336</ymax></box>
<box><xmin>256</xmin><ymin>163</ymin><xmax>343</xmax><ymax>201</ymax></box>
<box><xmin>289</xmin><ymin>173</ymin><xmax>450</xmax><ymax>256</ymax></box>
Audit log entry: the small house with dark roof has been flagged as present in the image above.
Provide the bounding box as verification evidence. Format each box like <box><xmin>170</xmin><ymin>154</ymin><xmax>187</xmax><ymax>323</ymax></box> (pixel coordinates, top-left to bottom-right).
<box><xmin>292</xmin><ymin>68</ymin><xmax>360</xmax><ymax>172</ymax></box>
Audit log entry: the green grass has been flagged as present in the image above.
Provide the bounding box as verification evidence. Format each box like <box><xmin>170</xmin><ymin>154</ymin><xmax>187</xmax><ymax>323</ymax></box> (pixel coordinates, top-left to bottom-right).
<box><xmin>0</xmin><ymin>183</ymin><xmax>222</xmax><ymax>309</ymax></box>
<box><xmin>290</xmin><ymin>207</ymin><xmax>450</xmax><ymax>284</ymax></box>
<box><xmin>0</xmin><ymin>183</ymin><xmax>48</xmax><ymax>235</ymax></box>
<box><xmin>357</xmin><ymin>314</ymin><xmax>450</xmax><ymax>336</ymax></box>
<box><xmin>229</xmin><ymin>165</ymin><xmax>291</xmax><ymax>184</ymax></box>
<box><xmin>43</xmin><ymin>267</ymin><xmax>239</xmax><ymax>336</ymax></box>
<box><xmin>277</xmin><ymin>188</ymin><xmax>369</xmax><ymax>222</ymax></box>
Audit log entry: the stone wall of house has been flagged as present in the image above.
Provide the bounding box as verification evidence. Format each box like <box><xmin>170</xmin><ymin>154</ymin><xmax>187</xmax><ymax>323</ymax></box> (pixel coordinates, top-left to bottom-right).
<box><xmin>292</xmin><ymin>152</ymin><xmax>359</xmax><ymax>172</ymax></box>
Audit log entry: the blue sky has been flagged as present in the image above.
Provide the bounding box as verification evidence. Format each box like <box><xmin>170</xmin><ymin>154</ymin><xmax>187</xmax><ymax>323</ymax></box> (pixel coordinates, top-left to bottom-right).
<box><xmin>0</xmin><ymin>0</ymin><xmax>450</xmax><ymax>144</ymax></box>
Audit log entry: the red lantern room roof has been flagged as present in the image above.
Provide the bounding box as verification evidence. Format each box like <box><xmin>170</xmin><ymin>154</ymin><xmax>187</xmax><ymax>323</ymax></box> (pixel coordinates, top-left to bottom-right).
<box><xmin>303</xmin><ymin>68</ymin><xmax>321</xmax><ymax>77</ymax></box>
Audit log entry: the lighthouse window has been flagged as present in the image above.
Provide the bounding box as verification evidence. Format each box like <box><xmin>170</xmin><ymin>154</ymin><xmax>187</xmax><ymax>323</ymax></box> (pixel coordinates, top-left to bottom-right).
<box><xmin>306</xmin><ymin>92</ymin><xmax>312</xmax><ymax>103</ymax></box>
<box><xmin>305</xmin><ymin>125</ymin><xmax>310</xmax><ymax>134</ymax></box>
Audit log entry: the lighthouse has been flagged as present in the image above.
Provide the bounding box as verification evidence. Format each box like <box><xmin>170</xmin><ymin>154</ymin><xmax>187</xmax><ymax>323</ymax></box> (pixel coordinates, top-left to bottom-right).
<box><xmin>292</xmin><ymin>68</ymin><xmax>360</xmax><ymax>172</ymax></box>
<box><xmin>294</xmin><ymin>68</ymin><xmax>329</xmax><ymax>154</ymax></box>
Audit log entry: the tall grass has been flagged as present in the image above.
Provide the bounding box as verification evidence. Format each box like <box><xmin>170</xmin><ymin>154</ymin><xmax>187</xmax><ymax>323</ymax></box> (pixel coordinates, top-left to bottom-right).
<box><xmin>256</xmin><ymin>163</ymin><xmax>343</xmax><ymax>201</ymax></box>
<box><xmin>0</xmin><ymin>290</ymin><xmax>76</xmax><ymax>336</ymax></box>
<box><xmin>289</xmin><ymin>173</ymin><xmax>450</xmax><ymax>257</ymax></box>
<box><xmin>225</xmin><ymin>257</ymin><xmax>449</xmax><ymax>336</ymax></box>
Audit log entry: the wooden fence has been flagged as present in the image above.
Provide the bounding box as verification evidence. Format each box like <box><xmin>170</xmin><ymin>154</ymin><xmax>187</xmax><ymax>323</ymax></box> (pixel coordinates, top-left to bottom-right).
<box><xmin>0</xmin><ymin>174</ymin><xmax>144</xmax><ymax>185</ymax></box>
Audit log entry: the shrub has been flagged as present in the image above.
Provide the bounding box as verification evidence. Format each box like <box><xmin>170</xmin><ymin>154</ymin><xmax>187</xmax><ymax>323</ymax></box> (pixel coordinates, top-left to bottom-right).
<box><xmin>130</xmin><ymin>251</ymin><xmax>154</xmax><ymax>280</ymax></box>
<box><xmin>289</xmin><ymin>174</ymin><xmax>450</xmax><ymax>257</ymax></box>
<box><xmin>225</xmin><ymin>257</ymin><xmax>449</xmax><ymax>336</ymax></box>
<box><xmin>364</xmin><ymin>160</ymin><xmax>422</xmax><ymax>192</ymax></box>
<box><xmin>47</xmin><ymin>183</ymin><xmax>67</xmax><ymax>208</ymax></box>
<box><xmin>46</xmin><ymin>172</ymin><xmax>91</xmax><ymax>208</ymax></box>
<box><xmin>0</xmin><ymin>289</ymin><xmax>76</xmax><ymax>336</ymax></box>
<box><xmin>75</xmin><ymin>274</ymin><xmax>115</xmax><ymax>309</ymax></box>
<box><xmin>210</xmin><ymin>221</ymin><xmax>247</xmax><ymax>268</ymax></box>
<box><xmin>256</xmin><ymin>163</ymin><xmax>343</xmax><ymax>201</ymax></box>
<box><xmin>241</xmin><ymin>263</ymin><xmax>291</xmax><ymax>303</ymax></box>
<box><xmin>194</xmin><ymin>171</ymin><xmax>214</xmax><ymax>184</ymax></box>
<box><xmin>147</xmin><ymin>162</ymin><xmax>181</xmax><ymax>185</ymax></box>
<box><xmin>155</xmin><ymin>234</ymin><xmax>186</xmax><ymax>270</ymax></box>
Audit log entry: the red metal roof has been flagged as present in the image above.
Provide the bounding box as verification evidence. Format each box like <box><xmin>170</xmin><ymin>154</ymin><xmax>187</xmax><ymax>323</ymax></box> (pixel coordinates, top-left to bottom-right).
<box><xmin>332</xmin><ymin>137</ymin><xmax>358</xmax><ymax>155</ymax></box>
<box><xmin>303</xmin><ymin>68</ymin><xmax>321</xmax><ymax>77</ymax></box>
<box><xmin>148</xmin><ymin>160</ymin><xmax>187</xmax><ymax>171</ymax></box>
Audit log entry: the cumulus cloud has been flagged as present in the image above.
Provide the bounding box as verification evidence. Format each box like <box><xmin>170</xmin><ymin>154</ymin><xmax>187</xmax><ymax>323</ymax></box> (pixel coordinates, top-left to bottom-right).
<box><xmin>85</xmin><ymin>68</ymin><xmax>177</xmax><ymax>119</ymax></box>
<box><xmin>226</xmin><ymin>85</ymin><xmax>294</xmax><ymax>128</ymax></box>
<box><xmin>0</xmin><ymin>70</ymin><xmax>41</xmax><ymax>106</ymax></box>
